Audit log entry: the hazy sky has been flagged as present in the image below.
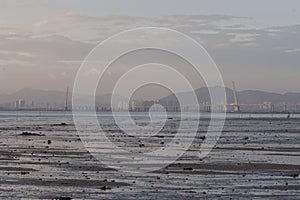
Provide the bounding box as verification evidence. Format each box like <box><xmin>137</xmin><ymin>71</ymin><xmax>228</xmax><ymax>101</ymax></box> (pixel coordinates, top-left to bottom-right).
<box><xmin>0</xmin><ymin>0</ymin><xmax>300</xmax><ymax>94</ymax></box>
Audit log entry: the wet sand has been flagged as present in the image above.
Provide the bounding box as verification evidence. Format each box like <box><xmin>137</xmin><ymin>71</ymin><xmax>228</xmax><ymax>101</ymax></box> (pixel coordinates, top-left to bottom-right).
<box><xmin>0</xmin><ymin>114</ymin><xmax>300</xmax><ymax>199</ymax></box>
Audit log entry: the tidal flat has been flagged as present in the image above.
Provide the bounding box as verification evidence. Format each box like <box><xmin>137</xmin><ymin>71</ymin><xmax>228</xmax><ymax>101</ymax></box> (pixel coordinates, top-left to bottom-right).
<box><xmin>0</xmin><ymin>111</ymin><xmax>300</xmax><ymax>199</ymax></box>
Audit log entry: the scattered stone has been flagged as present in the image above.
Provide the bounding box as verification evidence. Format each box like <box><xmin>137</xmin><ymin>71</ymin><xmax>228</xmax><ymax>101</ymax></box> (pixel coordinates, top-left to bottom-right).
<box><xmin>139</xmin><ymin>144</ymin><xmax>145</xmax><ymax>148</ymax></box>
<box><xmin>52</xmin><ymin>123</ymin><xmax>68</xmax><ymax>126</ymax></box>
<box><xmin>199</xmin><ymin>136</ymin><xmax>206</xmax><ymax>140</ymax></box>
<box><xmin>290</xmin><ymin>174</ymin><xmax>299</xmax><ymax>178</ymax></box>
<box><xmin>100</xmin><ymin>186</ymin><xmax>112</xmax><ymax>191</ymax></box>
<box><xmin>55</xmin><ymin>197</ymin><xmax>72</xmax><ymax>200</ymax></box>
<box><xmin>20</xmin><ymin>132</ymin><xmax>43</xmax><ymax>136</ymax></box>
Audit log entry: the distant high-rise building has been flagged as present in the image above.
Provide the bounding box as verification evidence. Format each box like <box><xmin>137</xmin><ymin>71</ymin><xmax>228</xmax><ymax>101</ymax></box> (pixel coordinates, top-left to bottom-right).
<box><xmin>116</xmin><ymin>101</ymin><xmax>129</xmax><ymax>111</ymax></box>
<box><xmin>14</xmin><ymin>99</ymin><xmax>25</xmax><ymax>109</ymax></box>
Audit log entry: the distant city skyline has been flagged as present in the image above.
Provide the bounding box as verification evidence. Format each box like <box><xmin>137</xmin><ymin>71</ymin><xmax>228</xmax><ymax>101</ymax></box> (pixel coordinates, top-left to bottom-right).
<box><xmin>0</xmin><ymin>0</ymin><xmax>300</xmax><ymax>94</ymax></box>
<box><xmin>1</xmin><ymin>86</ymin><xmax>300</xmax><ymax>113</ymax></box>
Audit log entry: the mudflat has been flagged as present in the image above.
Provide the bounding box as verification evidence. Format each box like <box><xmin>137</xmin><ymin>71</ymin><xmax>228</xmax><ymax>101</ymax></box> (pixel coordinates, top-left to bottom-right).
<box><xmin>0</xmin><ymin>112</ymin><xmax>300</xmax><ymax>199</ymax></box>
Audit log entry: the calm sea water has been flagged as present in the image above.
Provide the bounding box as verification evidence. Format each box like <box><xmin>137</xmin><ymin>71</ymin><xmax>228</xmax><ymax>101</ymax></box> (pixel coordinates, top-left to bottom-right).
<box><xmin>1</xmin><ymin>110</ymin><xmax>299</xmax><ymax>120</ymax></box>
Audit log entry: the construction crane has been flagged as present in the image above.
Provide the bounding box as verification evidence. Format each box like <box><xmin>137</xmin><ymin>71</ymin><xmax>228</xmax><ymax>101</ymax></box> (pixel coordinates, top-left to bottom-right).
<box><xmin>64</xmin><ymin>87</ymin><xmax>69</xmax><ymax>111</ymax></box>
<box><xmin>231</xmin><ymin>81</ymin><xmax>240</xmax><ymax>112</ymax></box>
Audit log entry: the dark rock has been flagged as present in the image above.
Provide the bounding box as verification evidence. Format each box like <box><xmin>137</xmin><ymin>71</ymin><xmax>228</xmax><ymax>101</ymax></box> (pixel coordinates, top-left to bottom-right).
<box><xmin>199</xmin><ymin>136</ymin><xmax>206</xmax><ymax>140</ymax></box>
<box><xmin>55</xmin><ymin>197</ymin><xmax>72</xmax><ymax>200</ymax></box>
<box><xmin>291</xmin><ymin>174</ymin><xmax>299</xmax><ymax>178</ymax></box>
<box><xmin>139</xmin><ymin>144</ymin><xmax>145</xmax><ymax>148</ymax></box>
<box><xmin>20</xmin><ymin>132</ymin><xmax>43</xmax><ymax>136</ymax></box>
<box><xmin>52</xmin><ymin>123</ymin><xmax>68</xmax><ymax>126</ymax></box>
<box><xmin>100</xmin><ymin>186</ymin><xmax>112</xmax><ymax>190</ymax></box>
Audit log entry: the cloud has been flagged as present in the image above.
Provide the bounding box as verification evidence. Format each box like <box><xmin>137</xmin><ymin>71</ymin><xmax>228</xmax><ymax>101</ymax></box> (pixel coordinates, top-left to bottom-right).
<box><xmin>32</xmin><ymin>11</ymin><xmax>150</xmax><ymax>40</ymax></box>
<box><xmin>31</xmin><ymin>13</ymin><xmax>248</xmax><ymax>42</ymax></box>
<box><xmin>190</xmin><ymin>30</ymin><xmax>219</xmax><ymax>35</ymax></box>
<box><xmin>0</xmin><ymin>34</ymin><xmax>92</xmax><ymax>68</ymax></box>
<box><xmin>33</xmin><ymin>11</ymin><xmax>82</xmax><ymax>34</ymax></box>
<box><xmin>0</xmin><ymin>59</ymin><xmax>35</xmax><ymax>67</ymax></box>
<box><xmin>160</xmin><ymin>14</ymin><xmax>246</xmax><ymax>25</ymax></box>
<box><xmin>14</xmin><ymin>0</ymin><xmax>47</xmax><ymax>7</ymax></box>
<box><xmin>48</xmin><ymin>71</ymin><xmax>69</xmax><ymax>79</ymax></box>
<box><xmin>0</xmin><ymin>50</ymin><xmax>36</xmax><ymax>58</ymax></box>
<box><xmin>285</xmin><ymin>49</ymin><xmax>300</xmax><ymax>53</ymax></box>
<box><xmin>48</xmin><ymin>73</ymin><xmax>56</xmax><ymax>79</ymax></box>
<box><xmin>83</xmin><ymin>68</ymin><xmax>100</xmax><ymax>77</ymax></box>
<box><xmin>0</xmin><ymin>12</ymin><xmax>300</xmax><ymax>93</ymax></box>
<box><xmin>0</xmin><ymin>0</ymin><xmax>47</xmax><ymax>8</ymax></box>
<box><xmin>0</xmin><ymin>33</ymin><xmax>93</xmax><ymax>93</ymax></box>
<box><xmin>57</xmin><ymin>60</ymin><xmax>84</xmax><ymax>65</ymax></box>
<box><xmin>228</xmin><ymin>33</ymin><xmax>260</xmax><ymax>43</ymax></box>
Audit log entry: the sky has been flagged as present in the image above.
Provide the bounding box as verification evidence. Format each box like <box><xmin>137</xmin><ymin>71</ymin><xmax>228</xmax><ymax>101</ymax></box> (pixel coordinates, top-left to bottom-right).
<box><xmin>0</xmin><ymin>0</ymin><xmax>300</xmax><ymax>96</ymax></box>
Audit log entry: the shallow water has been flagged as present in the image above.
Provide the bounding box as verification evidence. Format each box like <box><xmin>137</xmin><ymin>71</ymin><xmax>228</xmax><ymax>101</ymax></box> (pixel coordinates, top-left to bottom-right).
<box><xmin>0</xmin><ymin>111</ymin><xmax>300</xmax><ymax>199</ymax></box>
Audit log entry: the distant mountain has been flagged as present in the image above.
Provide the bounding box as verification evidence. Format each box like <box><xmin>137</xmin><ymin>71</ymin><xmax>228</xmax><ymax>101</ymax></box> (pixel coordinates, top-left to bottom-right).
<box><xmin>0</xmin><ymin>88</ymin><xmax>126</xmax><ymax>109</ymax></box>
<box><xmin>0</xmin><ymin>88</ymin><xmax>66</xmax><ymax>107</ymax></box>
<box><xmin>159</xmin><ymin>87</ymin><xmax>300</xmax><ymax>105</ymax></box>
<box><xmin>1</xmin><ymin>87</ymin><xmax>300</xmax><ymax>110</ymax></box>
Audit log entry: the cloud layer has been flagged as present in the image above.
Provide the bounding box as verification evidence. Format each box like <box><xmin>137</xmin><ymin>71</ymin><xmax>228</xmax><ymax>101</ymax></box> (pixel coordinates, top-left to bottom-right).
<box><xmin>0</xmin><ymin>12</ymin><xmax>299</xmax><ymax>94</ymax></box>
